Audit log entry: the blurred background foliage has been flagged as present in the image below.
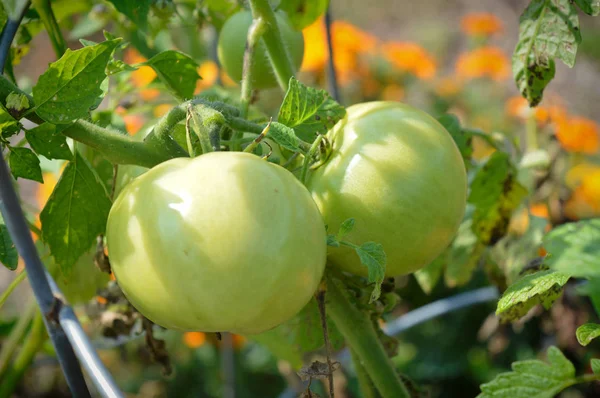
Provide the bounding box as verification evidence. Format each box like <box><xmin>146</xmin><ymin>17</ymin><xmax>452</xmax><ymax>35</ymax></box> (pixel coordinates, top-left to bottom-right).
<box><xmin>1</xmin><ymin>0</ymin><xmax>600</xmax><ymax>397</ymax></box>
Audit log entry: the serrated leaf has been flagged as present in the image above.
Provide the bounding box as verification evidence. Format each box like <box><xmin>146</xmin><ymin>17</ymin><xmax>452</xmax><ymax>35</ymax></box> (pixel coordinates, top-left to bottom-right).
<box><xmin>592</xmin><ymin>358</ymin><xmax>600</xmax><ymax>374</ymax></box>
<box><xmin>0</xmin><ymin>105</ymin><xmax>20</xmax><ymax>138</ymax></box>
<box><xmin>25</xmin><ymin>123</ymin><xmax>72</xmax><ymax>160</ymax></box>
<box><xmin>142</xmin><ymin>50</ymin><xmax>200</xmax><ymax>100</ymax></box>
<box><xmin>496</xmin><ymin>270</ymin><xmax>570</xmax><ymax>322</ymax></box>
<box><xmin>446</xmin><ymin>210</ymin><xmax>486</xmax><ymax>287</ymax></box>
<box><xmin>576</xmin><ymin>323</ymin><xmax>600</xmax><ymax>346</ymax></box>
<box><xmin>250</xmin><ymin>297</ymin><xmax>343</xmax><ymax>369</ymax></box>
<box><xmin>437</xmin><ymin>114</ymin><xmax>472</xmax><ymax>163</ymax></box>
<box><xmin>513</xmin><ymin>0</ymin><xmax>580</xmax><ymax>106</ymax></box>
<box><xmin>32</xmin><ymin>39</ymin><xmax>121</xmax><ymax>124</ymax></box>
<box><xmin>106</xmin><ymin>0</ymin><xmax>152</xmax><ymax>32</ymax></box>
<box><xmin>468</xmin><ymin>152</ymin><xmax>528</xmax><ymax>245</ymax></box>
<box><xmin>266</xmin><ymin>122</ymin><xmax>301</xmax><ymax>152</ymax></box>
<box><xmin>40</xmin><ymin>152</ymin><xmax>111</xmax><ymax>275</ymax></box>
<box><xmin>7</xmin><ymin>147</ymin><xmax>43</xmax><ymax>182</ymax></box>
<box><xmin>0</xmin><ymin>224</ymin><xmax>17</xmax><ymax>270</ymax></box>
<box><xmin>278</xmin><ymin>77</ymin><xmax>346</xmax><ymax>142</ymax></box>
<box><xmin>355</xmin><ymin>242</ymin><xmax>386</xmax><ymax>302</ymax></box>
<box><xmin>336</xmin><ymin>218</ymin><xmax>355</xmax><ymax>240</ymax></box>
<box><xmin>326</xmin><ymin>234</ymin><xmax>339</xmax><ymax>247</ymax></box>
<box><xmin>415</xmin><ymin>249</ymin><xmax>446</xmax><ymax>294</ymax></box>
<box><xmin>576</xmin><ymin>277</ymin><xmax>600</xmax><ymax>318</ymax></box>
<box><xmin>575</xmin><ymin>0</ymin><xmax>600</xmax><ymax>15</ymax></box>
<box><xmin>478</xmin><ymin>346</ymin><xmax>576</xmax><ymax>398</ymax></box>
<box><xmin>543</xmin><ymin>219</ymin><xmax>600</xmax><ymax>278</ymax></box>
<box><xmin>277</xmin><ymin>0</ymin><xmax>329</xmax><ymax>30</ymax></box>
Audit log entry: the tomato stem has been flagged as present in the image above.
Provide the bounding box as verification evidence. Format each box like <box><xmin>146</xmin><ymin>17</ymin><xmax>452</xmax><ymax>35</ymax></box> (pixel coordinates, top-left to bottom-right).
<box><xmin>240</xmin><ymin>17</ymin><xmax>267</xmax><ymax>119</ymax></box>
<box><xmin>325</xmin><ymin>273</ymin><xmax>410</xmax><ymax>398</ymax></box>
<box><xmin>300</xmin><ymin>135</ymin><xmax>324</xmax><ymax>184</ymax></box>
<box><xmin>248</xmin><ymin>0</ymin><xmax>296</xmax><ymax>92</ymax></box>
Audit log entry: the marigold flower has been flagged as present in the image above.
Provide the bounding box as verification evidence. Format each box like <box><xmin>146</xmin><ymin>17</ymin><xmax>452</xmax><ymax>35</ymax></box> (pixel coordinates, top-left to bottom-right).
<box><xmin>381</xmin><ymin>42</ymin><xmax>436</xmax><ymax>79</ymax></box>
<box><xmin>123</xmin><ymin>114</ymin><xmax>145</xmax><ymax>135</ymax></box>
<box><xmin>455</xmin><ymin>46</ymin><xmax>510</xmax><ymax>81</ymax></box>
<box><xmin>140</xmin><ymin>88</ymin><xmax>160</xmax><ymax>101</ymax></box>
<box><xmin>381</xmin><ymin>84</ymin><xmax>405</xmax><ymax>101</ymax></box>
<box><xmin>435</xmin><ymin>77</ymin><xmax>462</xmax><ymax>97</ymax></box>
<box><xmin>555</xmin><ymin>116</ymin><xmax>599</xmax><ymax>154</ymax></box>
<box><xmin>564</xmin><ymin>164</ymin><xmax>600</xmax><ymax>219</ymax></box>
<box><xmin>153</xmin><ymin>104</ymin><xmax>172</xmax><ymax>118</ymax></box>
<box><xmin>195</xmin><ymin>61</ymin><xmax>220</xmax><ymax>93</ymax></box>
<box><xmin>460</xmin><ymin>13</ymin><xmax>503</xmax><ymax>37</ymax></box>
<box><xmin>183</xmin><ymin>332</ymin><xmax>206</xmax><ymax>348</ymax></box>
<box><xmin>505</xmin><ymin>96</ymin><xmax>550</xmax><ymax>124</ymax></box>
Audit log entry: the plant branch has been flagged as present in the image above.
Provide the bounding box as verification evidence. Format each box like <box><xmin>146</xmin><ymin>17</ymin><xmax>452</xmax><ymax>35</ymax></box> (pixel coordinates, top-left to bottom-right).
<box><xmin>0</xmin><ymin>270</ymin><xmax>27</xmax><ymax>311</ymax></box>
<box><xmin>324</xmin><ymin>6</ymin><xmax>341</xmax><ymax>103</ymax></box>
<box><xmin>31</xmin><ymin>0</ymin><xmax>67</xmax><ymax>57</ymax></box>
<box><xmin>316</xmin><ymin>283</ymin><xmax>335</xmax><ymax>398</ymax></box>
<box><xmin>240</xmin><ymin>17</ymin><xmax>267</xmax><ymax>119</ymax></box>
<box><xmin>325</xmin><ymin>273</ymin><xmax>410</xmax><ymax>398</ymax></box>
<box><xmin>248</xmin><ymin>0</ymin><xmax>295</xmax><ymax>91</ymax></box>
<box><xmin>350</xmin><ymin>348</ymin><xmax>379</xmax><ymax>398</ymax></box>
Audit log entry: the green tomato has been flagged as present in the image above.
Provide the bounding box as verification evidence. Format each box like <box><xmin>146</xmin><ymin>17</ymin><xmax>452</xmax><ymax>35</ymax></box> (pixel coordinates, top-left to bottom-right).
<box><xmin>106</xmin><ymin>152</ymin><xmax>327</xmax><ymax>334</ymax></box>
<box><xmin>309</xmin><ymin>101</ymin><xmax>467</xmax><ymax>277</ymax></box>
<box><xmin>217</xmin><ymin>10</ymin><xmax>304</xmax><ymax>89</ymax></box>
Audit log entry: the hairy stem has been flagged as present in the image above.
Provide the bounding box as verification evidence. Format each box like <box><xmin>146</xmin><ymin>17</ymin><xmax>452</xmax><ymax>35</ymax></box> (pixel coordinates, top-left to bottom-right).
<box><xmin>325</xmin><ymin>273</ymin><xmax>409</xmax><ymax>398</ymax></box>
<box><xmin>247</xmin><ymin>0</ymin><xmax>295</xmax><ymax>91</ymax></box>
<box><xmin>31</xmin><ymin>0</ymin><xmax>67</xmax><ymax>57</ymax></box>
<box><xmin>240</xmin><ymin>17</ymin><xmax>267</xmax><ymax>120</ymax></box>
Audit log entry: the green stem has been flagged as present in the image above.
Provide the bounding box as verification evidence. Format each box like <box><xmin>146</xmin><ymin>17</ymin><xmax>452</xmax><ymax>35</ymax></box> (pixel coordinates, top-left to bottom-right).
<box><xmin>0</xmin><ymin>309</ymin><xmax>46</xmax><ymax>398</ymax></box>
<box><xmin>243</xmin><ymin>120</ymin><xmax>270</xmax><ymax>154</ymax></box>
<box><xmin>248</xmin><ymin>0</ymin><xmax>295</xmax><ymax>91</ymax></box>
<box><xmin>30</xmin><ymin>0</ymin><xmax>67</xmax><ymax>57</ymax></box>
<box><xmin>300</xmin><ymin>134</ymin><xmax>324</xmax><ymax>184</ymax></box>
<box><xmin>0</xmin><ymin>271</ymin><xmax>27</xmax><ymax>311</ymax></box>
<box><xmin>64</xmin><ymin>120</ymin><xmax>179</xmax><ymax>167</ymax></box>
<box><xmin>0</xmin><ymin>300</ymin><xmax>36</xmax><ymax>378</ymax></box>
<box><xmin>350</xmin><ymin>348</ymin><xmax>381</xmax><ymax>398</ymax></box>
<box><xmin>325</xmin><ymin>274</ymin><xmax>410</xmax><ymax>398</ymax></box>
<box><xmin>240</xmin><ymin>17</ymin><xmax>267</xmax><ymax>119</ymax></box>
<box><xmin>526</xmin><ymin>108</ymin><xmax>538</xmax><ymax>152</ymax></box>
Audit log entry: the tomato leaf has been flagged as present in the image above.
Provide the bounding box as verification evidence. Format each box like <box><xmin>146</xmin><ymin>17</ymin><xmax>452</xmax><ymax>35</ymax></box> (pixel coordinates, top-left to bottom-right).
<box><xmin>436</xmin><ymin>114</ymin><xmax>472</xmax><ymax>164</ymax></box>
<box><xmin>40</xmin><ymin>151</ymin><xmax>112</xmax><ymax>275</ymax></box>
<box><xmin>592</xmin><ymin>359</ymin><xmax>600</xmax><ymax>374</ymax></box>
<box><xmin>266</xmin><ymin>122</ymin><xmax>301</xmax><ymax>153</ymax></box>
<box><xmin>574</xmin><ymin>0</ymin><xmax>600</xmax><ymax>15</ymax></box>
<box><xmin>445</xmin><ymin>209</ymin><xmax>486</xmax><ymax>288</ymax></box>
<box><xmin>7</xmin><ymin>147</ymin><xmax>43</xmax><ymax>183</ymax></box>
<box><xmin>576</xmin><ymin>323</ymin><xmax>600</xmax><ymax>346</ymax></box>
<box><xmin>0</xmin><ymin>223</ymin><xmax>18</xmax><ymax>270</ymax></box>
<box><xmin>32</xmin><ymin>39</ymin><xmax>121</xmax><ymax>124</ymax></box>
<box><xmin>355</xmin><ymin>242</ymin><xmax>386</xmax><ymax>303</ymax></box>
<box><xmin>542</xmin><ymin>219</ymin><xmax>600</xmax><ymax>278</ymax></box>
<box><xmin>106</xmin><ymin>0</ymin><xmax>152</xmax><ymax>32</ymax></box>
<box><xmin>276</xmin><ymin>0</ymin><xmax>329</xmax><ymax>30</ymax></box>
<box><xmin>142</xmin><ymin>50</ymin><xmax>200</xmax><ymax>100</ymax></box>
<box><xmin>495</xmin><ymin>269</ymin><xmax>570</xmax><ymax>322</ymax></box>
<box><xmin>468</xmin><ymin>152</ymin><xmax>528</xmax><ymax>246</ymax></box>
<box><xmin>25</xmin><ymin>123</ymin><xmax>73</xmax><ymax>160</ymax></box>
<box><xmin>336</xmin><ymin>218</ymin><xmax>355</xmax><ymax>241</ymax></box>
<box><xmin>513</xmin><ymin>0</ymin><xmax>580</xmax><ymax>106</ymax></box>
<box><xmin>576</xmin><ymin>278</ymin><xmax>600</xmax><ymax>318</ymax></box>
<box><xmin>278</xmin><ymin>77</ymin><xmax>345</xmax><ymax>142</ymax></box>
<box><xmin>0</xmin><ymin>105</ymin><xmax>21</xmax><ymax>138</ymax></box>
<box><xmin>478</xmin><ymin>346</ymin><xmax>576</xmax><ymax>398</ymax></box>
<box><xmin>414</xmin><ymin>250</ymin><xmax>445</xmax><ymax>294</ymax></box>
<box><xmin>5</xmin><ymin>92</ymin><xmax>29</xmax><ymax>116</ymax></box>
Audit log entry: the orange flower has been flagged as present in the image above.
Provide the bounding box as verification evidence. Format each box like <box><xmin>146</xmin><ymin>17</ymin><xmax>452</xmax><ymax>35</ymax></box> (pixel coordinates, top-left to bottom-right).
<box><xmin>455</xmin><ymin>46</ymin><xmax>510</xmax><ymax>81</ymax></box>
<box><xmin>183</xmin><ymin>332</ymin><xmax>206</xmax><ymax>349</ymax></box>
<box><xmin>195</xmin><ymin>61</ymin><xmax>220</xmax><ymax>94</ymax></box>
<box><xmin>123</xmin><ymin>48</ymin><xmax>158</xmax><ymax>90</ymax></box>
<box><xmin>123</xmin><ymin>114</ymin><xmax>145</xmax><ymax>135</ymax></box>
<box><xmin>381</xmin><ymin>84</ymin><xmax>405</xmax><ymax>101</ymax></box>
<box><xmin>32</xmin><ymin>171</ymin><xmax>60</xmax><ymax>241</ymax></box>
<box><xmin>505</xmin><ymin>96</ymin><xmax>550</xmax><ymax>124</ymax></box>
<box><xmin>231</xmin><ymin>334</ymin><xmax>247</xmax><ymax>349</ymax></box>
<box><xmin>301</xmin><ymin>19</ymin><xmax>377</xmax><ymax>84</ymax></box>
<box><xmin>555</xmin><ymin>117</ymin><xmax>599</xmax><ymax>154</ymax></box>
<box><xmin>435</xmin><ymin>77</ymin><xmax>462</xmax><ymax>97</ymax></box>
<box><xmin>140</xmin><ymin>88</ymin><xmax>160</xmax><ymax>101</ymax></box>
<box><xmin>581</xmin><ymin>170</ymin><xmax>600</xmax><ymax>204</ymax></box>
<box><xmin>96</xmin><ymin>296</ymin><xmax>108</xmax><ymax>305</ymax></box>
<box><xmin>460</xmin><ymin>13</ymin><xmax>503</xmax><ymax>37</ymax></box>
<box><xmin>381</xmin><ymin>42</ymin><xmax>436</xmax><ymax>79</ymax></box>
<box><xmin>153</xmin><ymin>104</ymin><xmax>172</xmax><ymax>118</ymax></box>
<box><xmin>564</xmin><ymin>164</ymin><xmax>600</xmax><ymax>219</ymax></box>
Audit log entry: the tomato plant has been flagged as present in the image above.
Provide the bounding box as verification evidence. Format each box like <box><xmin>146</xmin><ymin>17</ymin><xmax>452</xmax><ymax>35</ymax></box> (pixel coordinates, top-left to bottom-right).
<box><xmin>310</xmin><ymin>101</ymin><xmax>467</xmax><ymax>276</ymax></box>
<box><xmin>106</xmin><ymin>151</ymin><xmax>327</xmax><ymax>334</ymax></box>
<box><xmin>217</xmin><ymin>10</ymin><xmax>305</xmax><ymax>89</ymax></box>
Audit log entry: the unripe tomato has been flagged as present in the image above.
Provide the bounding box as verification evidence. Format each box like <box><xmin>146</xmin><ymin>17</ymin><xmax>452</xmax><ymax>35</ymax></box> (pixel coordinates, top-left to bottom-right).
<box><xmin>217</xmin><ymin>10</ymin><xmax>304</xmax><ymax>89</ymax></box>
<box><xmin>309</xmin><ymin>102</ymin><xmax>467</xmax><ymax>277</ymax></box>
<box><xmin>106</xmin><ymin>152</ymin><xmax>326</xmax><ymax>334</ymax></box>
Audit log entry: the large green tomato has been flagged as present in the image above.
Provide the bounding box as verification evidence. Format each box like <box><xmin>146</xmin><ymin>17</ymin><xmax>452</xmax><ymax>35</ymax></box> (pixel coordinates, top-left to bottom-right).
<box><xmin>106</xmin><ymin>152</ymin><xmax>326</xmax><ymax>334</ymax></box>
<box><xmin>217</xmin><ymin>10</ymin><xmax>304</xmax><ymax>89</ymax></box>
<box><xmin>309</xmin><ymin>102</ymin><xmax>467</xmax><ymax>277</ymax></box>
